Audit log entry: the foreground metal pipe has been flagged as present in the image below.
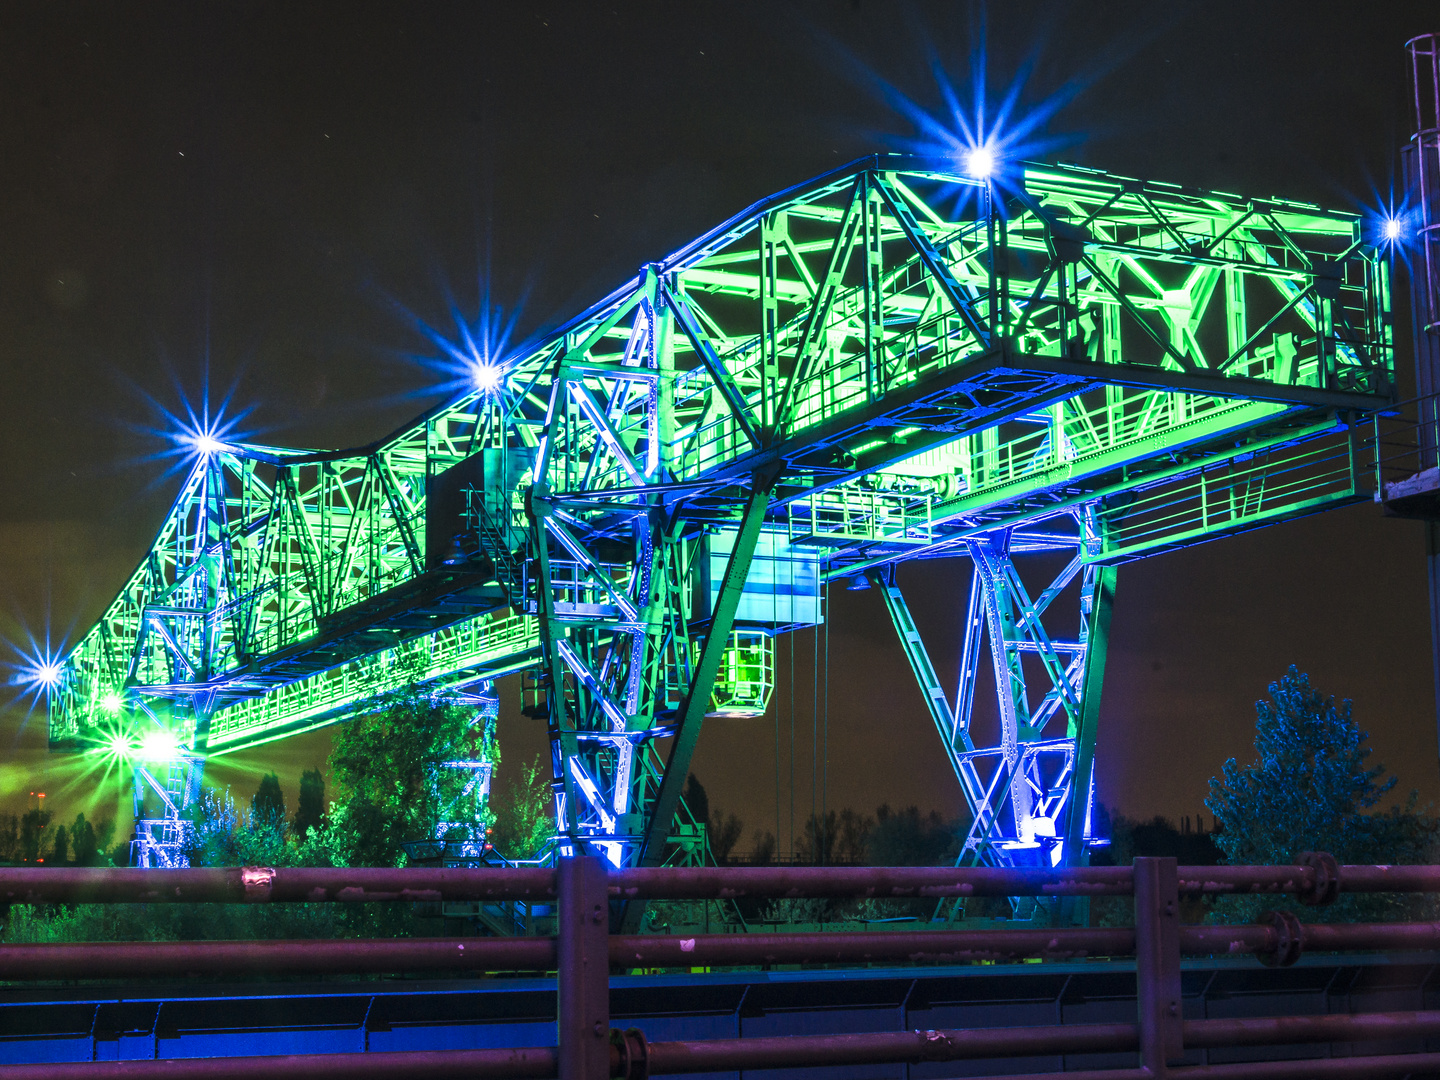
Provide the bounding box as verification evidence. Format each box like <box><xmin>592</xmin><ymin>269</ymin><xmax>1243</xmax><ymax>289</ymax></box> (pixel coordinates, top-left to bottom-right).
<box><xmin>1335</xmin><ymin>864</ymin><xmax>1440</xmax><ymax>893</ymax></box>
<box><xmin>642</xmin><ymin>1022</ymin><xmax>1138</xmax><ymax>1072</ymax></box>
<box><xmin>8</xmin><ymin>862</ymin><xmax>1440</xmax><ymax>907</ymax></box>
<box><xmin>613</xmin><ymin>927</ymin><xmax>1137</xmax><ymax>966</ymax></box>
<box><xmin>7</xmin><ymin>1012</ymin><xmax>1440</xmax><ymax>1079</ymax></box>
<box><xmin>0</xmin><ymin>937</ymin><xmax>556</xmax><ymax>979</ymax></box>
<box><xmin>1186</xmin><ymin>1010</ymin><xmax>1440</xmax><ymax>1047</ymax></box>
<box><xmin>612</xmin><ymin>864</ymin><xmax>1136</xmax><ymax>898</ymax></box>
<box><xmin>0</xmin><ymin>866</ymin><xmax>558</xmax><ymax>906</ymax></box>
<box><xmin>0</xmin><ymin>1048</ymin><xmax>559</xmax><ymax>1080</ymax></box>
<box><xmin>9</xmin><ymin>919</ymin><xmax>1440</xmax><ymax>982</ymax></box>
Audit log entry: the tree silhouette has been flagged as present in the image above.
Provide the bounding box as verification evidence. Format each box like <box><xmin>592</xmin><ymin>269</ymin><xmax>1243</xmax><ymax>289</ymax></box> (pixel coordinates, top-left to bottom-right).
<box><xmin>252</xmin><ymin>773</ymin><xmax>286</xmax><ymax>828</ymax></box>
<box><xmin>293</xmin><ymin>768</ymin><xmax>326</xmax><ymax>838</ymax></box>
<box><xmin>1206</xmin><ymin>666</ymin><xmax>1435</xmax><ymax>921</ymax></box>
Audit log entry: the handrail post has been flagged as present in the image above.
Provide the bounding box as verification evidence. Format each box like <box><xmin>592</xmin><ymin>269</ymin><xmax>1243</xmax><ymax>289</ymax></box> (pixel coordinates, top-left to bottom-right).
<box><xmin>1134</xmin><ymin>856</ymin><xmax>1183</xmax><ymax>1077</ymax></box>
<box><xmin>558</xmin><ymin>854</ymin><xmax>611</xmax><ymax>1080</ymax></box>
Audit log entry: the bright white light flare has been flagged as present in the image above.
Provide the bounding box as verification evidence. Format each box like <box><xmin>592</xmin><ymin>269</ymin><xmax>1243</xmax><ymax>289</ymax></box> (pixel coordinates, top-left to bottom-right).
<box><xmin>474</xmin><ymin>361</ymin><xmax>505</xmax><ymax>394</ymax></box>
<box><xmin>189</xmin><ymin>431</ymin><xmax>227</xmax><ymax>456</ymax></box>
<box><xmin>964</xmin><ymin>143</ymin><xmax>997</xmax><ymax>179</ymax></box>
<box><xmin>138</xmin><ymin>728</ymin><xmax>182</xmax><ymax>762</ymax></box>
<box><xmin>28</xmin><ymin>660</ymin><xmax>63</xmax><ymax>688</ymax></box>
<box><xmin>1383</xmin><ymin>217</ymin><xmax>1404</xmax><ymax>242</ymax></box>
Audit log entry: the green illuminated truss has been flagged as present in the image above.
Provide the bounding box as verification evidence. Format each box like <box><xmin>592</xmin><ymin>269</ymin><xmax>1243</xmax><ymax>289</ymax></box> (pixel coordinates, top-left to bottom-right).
<box><xmin>49</xmin><ymin>156</ymin><xmax>1393</xmax><ymax>870</ymax></box>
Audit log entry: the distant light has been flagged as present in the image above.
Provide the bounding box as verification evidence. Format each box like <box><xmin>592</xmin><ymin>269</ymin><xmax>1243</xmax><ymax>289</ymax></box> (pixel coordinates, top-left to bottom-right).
<box><xmin>1383</xmin><ymin>217</ymin><xmax>1404</xmax><ymax>242</ymax></box>
<box><xmin>474</xmin><ymin>361</ymin><xmax>505</xmax><ymax>394</ymax></box>
<box><xmin>101</xmin><ymin>691</ymin><xmax>125</xmax><ymax>713</ymax></box>
<box><xmin>964</xmin><ymin>143</ymin><xmax>997</xmax><ymax>180</ymax></box>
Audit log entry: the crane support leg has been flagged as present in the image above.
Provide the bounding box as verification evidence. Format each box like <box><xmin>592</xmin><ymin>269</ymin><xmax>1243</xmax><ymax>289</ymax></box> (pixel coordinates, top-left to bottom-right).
<box><xmin>877</xmin><ymin>513</ymin><xmax>1111</xmax><ymax>874</ymax></box>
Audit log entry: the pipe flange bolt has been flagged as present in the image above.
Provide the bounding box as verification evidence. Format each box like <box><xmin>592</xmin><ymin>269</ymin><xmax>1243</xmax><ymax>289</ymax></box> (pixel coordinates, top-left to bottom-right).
<box><xmin>1296</xmin><ymin>851</ymin><xmax>1339</xmax><ymax>906</ymax></box>
<box><xmin>610</xmin><ymin>1026</ymin><xmax>649</xmax><ymax>1080</ymax></box>
<box><xmin>1257</xmin><ymin>909</ymin><xmax>1305</xmax><ymax>967</ymax></box>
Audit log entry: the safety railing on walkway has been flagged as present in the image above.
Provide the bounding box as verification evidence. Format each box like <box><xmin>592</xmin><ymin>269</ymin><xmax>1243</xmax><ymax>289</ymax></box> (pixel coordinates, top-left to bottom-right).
<box><xmin>4</xmin><ymin>856</ymin><xmax>1440</xmax><ymax>1078</ymax></box>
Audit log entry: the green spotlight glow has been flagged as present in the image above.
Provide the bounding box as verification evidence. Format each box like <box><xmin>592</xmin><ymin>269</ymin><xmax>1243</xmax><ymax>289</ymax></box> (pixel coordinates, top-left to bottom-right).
<box><xmin>87</xmin><ymin>721</ymin><xmax>137</xmax><ymax>769</ymax></box>
<box><xmin>101</xmin><ymin>691</ymin><xmax>124</xmax><ymax>713</ymax></box>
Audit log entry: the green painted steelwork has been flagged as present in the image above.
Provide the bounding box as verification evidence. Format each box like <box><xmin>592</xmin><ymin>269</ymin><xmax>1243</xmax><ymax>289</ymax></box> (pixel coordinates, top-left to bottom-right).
<box><xmin>46</xmin><ymin>156</ymin><xmax>1393</xmax><ymax>869</ymax></box>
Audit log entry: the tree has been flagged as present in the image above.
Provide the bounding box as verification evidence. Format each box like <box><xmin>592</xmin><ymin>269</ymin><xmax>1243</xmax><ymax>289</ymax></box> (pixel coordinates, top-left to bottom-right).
<box><xmin>69</xmin><ymin>814</ymin><xmax>99</xmax><ymax>867</ymax></box>
<box><xmin>491</xmin><ymin>755</ymin><xmax>553</xmax><ymax>861</ymax></box>
<box><xmin>293</xmin><ymin>768</ymin><xmax>326</xmax><ymax>839</ymax></box>
<box><xmin>708</xmin><ymin>810</ymin><xmax>745</xmax><ymax>863</ymax></box>
<box><xmin>1206</xmin><ymin>666</ymin><xmax>1436</xmax><ymax>921</ymax></box>
<box><xmin>0</xmin><ymin>814</ymin><xmax>18</xmax><ymax>862</ymax></box>
<box><xmin>49</xmin><ymin>824</ymin><xmax>69</xmax><ymax>865</ymax></box>
<box><xmin>682</xmin><ymin>774</ymin><xmax>710</xmax><ymax>833</ymax></box>
<box><xmin>328</xmin><ymin>683</ymin><xmax>484</xmax><ymax>867</ymax></box>
<box><xmin>252</xmin><ymin>773</ymin><xmax>286</xmax><ymax>829</ymax></box>
<box><xmin>749</xmin><ymin>829</ymin><xmax>776</xmax><ymax>865</ymax></box>
<box><xmin>20</xmin><ymin>808</ymin><xmax>51</xmax><ymax>863</ymax></box>
<box><xmin>869</xmin><ymin>804</ymin><xmax>958</xmax><ymax>866</ymax></box>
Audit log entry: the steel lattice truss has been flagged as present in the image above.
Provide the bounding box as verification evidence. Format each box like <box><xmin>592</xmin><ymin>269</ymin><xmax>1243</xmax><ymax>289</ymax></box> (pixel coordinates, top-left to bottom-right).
<box><xmin>48</xmin><ymin>156</ymin><xmax>1392</xmax><ymax>871</ymax></box>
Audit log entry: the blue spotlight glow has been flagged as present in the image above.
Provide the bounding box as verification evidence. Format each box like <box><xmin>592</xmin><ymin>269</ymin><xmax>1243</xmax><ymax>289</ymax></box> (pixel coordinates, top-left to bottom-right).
<box><xmin>390</xmin><ymin>291</ymin><xmax>526</xmax><ymax>406</ymax></box>
<box><xmin>171</xmin><ymin>401</ymin><xmax>242</xmax><ymax>462</ymax></box>
<box><xmin>5</xmin><ymin>637</ymin><xmax>67</xmax><ymax>708</ymax></box>
<box><xmin>26</xmin><ymin>658</ymin><xmax>63</xmax><ymax>688</ymax></box>
<box><xmin>473</xmin><ymin>360</ymin><xmax>507</xmax><ymax>394</ymax></box>
<box><xmin>846</xmin><ymin>12</ymin><xmax>1124</xmax><ymax>197</ymax></box>
<box><xmin>964</xmin><ymin>142</ymin><xmax>998</xmax><ymax>179</ymax></box>
<box><xmin>119</xmin><ymin>363</ymin><xmax>258</xmax><ymax>495</ymax></box>
<box><xmin>1383</xmin><ymin>217</ymin><xmax>1404</xmax><ymax>242</ymax></box>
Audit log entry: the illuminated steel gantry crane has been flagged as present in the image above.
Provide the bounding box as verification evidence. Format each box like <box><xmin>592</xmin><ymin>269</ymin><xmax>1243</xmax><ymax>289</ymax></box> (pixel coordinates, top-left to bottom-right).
<box><xmin>46</xmin><ymin>155</ymin><xmax>1392</xmax><ymax>872</ymax></box>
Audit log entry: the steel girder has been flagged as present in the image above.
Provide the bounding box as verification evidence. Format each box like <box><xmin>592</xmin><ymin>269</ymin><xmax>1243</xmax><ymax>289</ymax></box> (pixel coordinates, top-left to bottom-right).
<box><xmin>873</xmin><ymin>510</ymin><xmax>1113</xmax><ymax>872</ymax></box>
<box><xmin>46</xmin><ymin>156</ymin><xmax>1393</xmax><ymax>871</ymax></box>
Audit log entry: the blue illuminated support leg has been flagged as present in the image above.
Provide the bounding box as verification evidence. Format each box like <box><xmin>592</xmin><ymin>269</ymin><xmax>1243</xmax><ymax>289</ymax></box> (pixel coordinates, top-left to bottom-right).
<box><xmin>879</xmin><ymin>510</ymin><xmax>1108</xmax><ymax>898</ymax></box>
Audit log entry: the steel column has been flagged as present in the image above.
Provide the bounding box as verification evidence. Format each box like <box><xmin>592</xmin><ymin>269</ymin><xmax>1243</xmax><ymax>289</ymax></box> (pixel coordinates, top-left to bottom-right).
<box><xmin>636</xmin><ymin>471</ymin><xmax>778</xmax><ymax>868</ymax></box>
<box><xmin>1135</xmin><ymin>856</ymin><xmax>1184</xmax><ymax>1074</ymax></box>
<box><xmin>557</xmin><ymin>855</ymin><xmax>610</xmax><ymax>1080</ymax></box>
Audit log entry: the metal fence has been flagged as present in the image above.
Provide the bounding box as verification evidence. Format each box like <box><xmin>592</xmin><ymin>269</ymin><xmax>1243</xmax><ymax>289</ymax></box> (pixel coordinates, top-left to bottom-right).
<box><xmin>4</xmin><ymin>856</ymin><xmax>1440</xmax><ymax>1078</ymax></box>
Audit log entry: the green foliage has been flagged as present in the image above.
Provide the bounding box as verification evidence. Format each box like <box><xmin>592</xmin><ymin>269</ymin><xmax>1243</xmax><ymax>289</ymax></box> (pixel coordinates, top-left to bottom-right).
<box><xmin>252</xmin><ymin>773</ymin><xmax>286</xmax><ymax>828</ymax></box>
<box><xmin>327</xmin><ymin>683</ymin><xmax>490</xmax><ymax>867</ymax></box>
<box><xmin>2</xmin><ymin>791</ymin><xmax>388</xmax><ymax>945</ymax></box>
<box><xmin>1205</xmin><ymin>666</ymin><xmax>1437</xmax><ymax>923</ymax></box>
<box><xmin>293</xmin><ymin>767</ymin><xmax>326</xmax><ymax>839</ymax></box>
<box><xmin>490</xmin><ymin>754</ymin><xmax>553</xmax><ymax>861</ymax></box>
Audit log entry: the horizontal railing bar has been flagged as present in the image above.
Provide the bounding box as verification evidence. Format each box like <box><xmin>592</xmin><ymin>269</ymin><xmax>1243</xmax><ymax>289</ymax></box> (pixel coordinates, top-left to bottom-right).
<box><xmin>0</xmin><ymin>867</ymin><xmax>559</xmax><ymax>905</ymax></box>
<box><xmin>2</xmin><ymin>861</ymin><xmax>1435</xmax><ymax>907</ymax></box>
<box><xmin>5</xmin><ymin>922</ymin><xmax>1440</xmax><ymax>980</ymax></box>
<box><xmin>0</xmin><ymin>1048</ymin><xmax>560</xmax><ymax>1080</ymax></box>
<box><xmin>8</xmin><ymin>1012</ymin><xmax>1440</xmax><ymax>1079</ymax></box>
<box><xmin>610</xmin><ymin>864</ymin><xmax>1136</xmax><ymax>897</ymax></box>
<box><xmin>0</xmin><ymin>937</ymin><xmax>557</xmax><ymax>979</ymax></box>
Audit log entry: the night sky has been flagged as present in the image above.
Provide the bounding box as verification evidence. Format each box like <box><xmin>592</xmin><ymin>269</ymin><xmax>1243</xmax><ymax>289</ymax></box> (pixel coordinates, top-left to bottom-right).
<box><xmin>1</xmin><ymin>2</ymin><xmax>1437</xmax><ymax>853</ymax></box>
